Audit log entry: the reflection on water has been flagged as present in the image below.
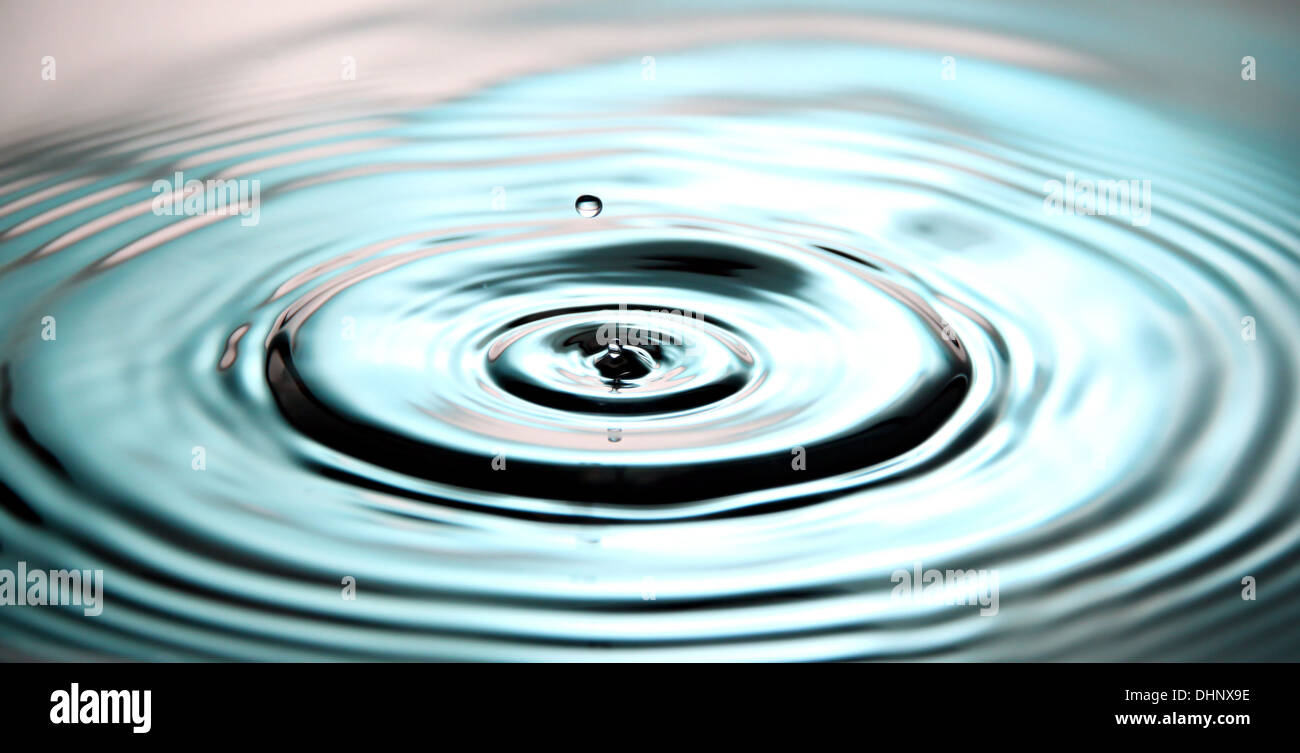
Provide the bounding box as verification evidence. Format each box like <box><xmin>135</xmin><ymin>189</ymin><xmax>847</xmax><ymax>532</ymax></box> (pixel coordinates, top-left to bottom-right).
<box><xmin>0</xmin><ymin>1</ymin><xmax>1298</xmax><ymax>660</ymax></box>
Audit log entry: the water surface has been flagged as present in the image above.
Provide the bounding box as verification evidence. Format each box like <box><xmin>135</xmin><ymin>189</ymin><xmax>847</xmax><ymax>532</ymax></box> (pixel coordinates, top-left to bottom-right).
<box><xmin>0</xmin><ymin>0</ymin><xmax>1298</xmax><ymax>660</ymax></box>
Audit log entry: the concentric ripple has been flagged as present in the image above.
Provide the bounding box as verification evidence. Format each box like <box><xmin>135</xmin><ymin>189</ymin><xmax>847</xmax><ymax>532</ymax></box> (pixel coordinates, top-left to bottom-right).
<box><xmin>266</xmin><ymin>234</ymin><xmax>970</xmax><ymax>504</ymax></box>
<box><xmin>1</xmin><ymin>5</ymin><xmax>1299</xmax><ymax>660</ymax></box>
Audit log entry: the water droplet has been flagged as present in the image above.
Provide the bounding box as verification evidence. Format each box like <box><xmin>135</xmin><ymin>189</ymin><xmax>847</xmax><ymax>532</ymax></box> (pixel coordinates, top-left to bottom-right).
<box><xmin>594</xmin><ymin>337</ymin><xmax>654</xmax><ymax>380</ymax></box>
<box><xmin>575</xmin><ymin>195</ymin><xmax>602</xmax><ymax>218</ymax></box>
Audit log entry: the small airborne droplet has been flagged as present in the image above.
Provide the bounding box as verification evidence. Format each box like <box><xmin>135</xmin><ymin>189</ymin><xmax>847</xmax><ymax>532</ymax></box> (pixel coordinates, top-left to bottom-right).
<box><xmin>594</xmin><ymin>336</ymin><xmax>653</xmax><ymax>381</ymax></box>
<box><xmin>575</xmin><ymin>195</ymin><xmax>602</xmax><ymax>218</ymax></box>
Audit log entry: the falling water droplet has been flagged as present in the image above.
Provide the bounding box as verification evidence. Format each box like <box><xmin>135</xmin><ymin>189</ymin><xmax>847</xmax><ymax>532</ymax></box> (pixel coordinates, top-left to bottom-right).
<box><xmin>575</xmin><ymin>195</ymin><xmax>602</xmax><ymax>218</ymax></box>
<box><xmin>594</xmin><ymin>336</ymin><xmax>654</xmax><ymax>380</ymax></box>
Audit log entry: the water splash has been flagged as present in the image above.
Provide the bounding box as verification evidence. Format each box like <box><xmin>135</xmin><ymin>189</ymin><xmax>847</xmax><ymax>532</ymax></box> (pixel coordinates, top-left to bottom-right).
<box><xmin>0</xmin><ymin>2</ymin><xmax>1298</xmax><ymax>661</ymax></box>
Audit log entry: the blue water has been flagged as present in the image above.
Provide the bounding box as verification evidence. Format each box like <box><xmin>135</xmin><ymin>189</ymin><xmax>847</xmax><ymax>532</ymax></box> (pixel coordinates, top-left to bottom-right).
<box><xmin>1</xmin><ymin>3</ymin><xmax>1298</xmax><ymax>659</ymax></box>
